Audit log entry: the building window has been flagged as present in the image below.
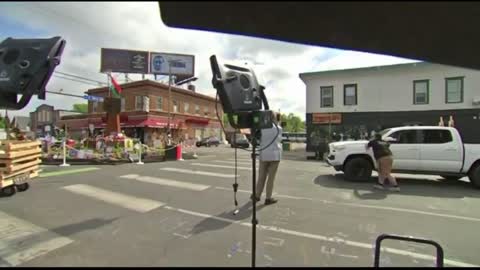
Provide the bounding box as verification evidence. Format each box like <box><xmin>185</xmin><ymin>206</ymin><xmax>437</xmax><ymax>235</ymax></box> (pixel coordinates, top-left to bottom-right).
<box><xmin>204</xmin><ymin>106</ymin><xmax>209</xmax><ymax>116</ymax></box>
<box><xmin>135</xmin><ymin>96</ymin><xmax>144</xmax><ymax>110</ymax></box>
<box><xmin>121</xmin><ymin>98</ymin><xmax>126</xmax><ymax>112</ymax></box>
<box><xmin>320</xmin><ymin>86</ymin><xmax>334</xmax><ymax>108</ymax></box>
<box><xmin>156</xmin><ymin>96</ymin><xmax>163</xmax><ymax>111</ymax></box>
<box><xmin>173</xmin><ymin>100</ymin><xmax>178</xmax><ymax>113</ymax></box>
<box><xmin>446</xmin><ymin>77</ymin><xmax>464</xmax><ymax>103</ymax></box>
<box><xmin>343</xmin><ymin>84</ymin><xmax>357</xmax><ymax>105</ymax></box>
<box><xmin>413</xmin><ymin>80</ymin><xmax>429</xmax><ymax>104</ymax></box>
<box><xmin>92</xmin><ymin>102</ymin><xmax>98</xmax><ymax>113</ymax></box>
<box><xmin>184</xmin><ymin>102</ymin><xmax>189</xmax><ymax>114</ymax></box>
<box><xmin>195</xmin><ymin>104</ymin><xmax>200</xmax><ymax>115</ymax></box>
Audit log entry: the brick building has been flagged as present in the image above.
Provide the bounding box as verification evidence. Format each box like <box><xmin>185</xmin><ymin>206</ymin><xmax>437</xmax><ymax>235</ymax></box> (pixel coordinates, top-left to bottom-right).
<box><xmin>58</xmin><ymin>80</ymin><xmax>224</xmax><ymax>146</ymax></box>
<box><xmin>30</xmin><ymin>104</ymin><xmax>82</xmax><ymax>137</ymax></box>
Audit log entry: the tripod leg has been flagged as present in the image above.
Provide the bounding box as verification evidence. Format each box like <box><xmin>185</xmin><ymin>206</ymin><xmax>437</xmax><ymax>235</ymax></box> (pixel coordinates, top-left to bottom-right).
<box><xmin>251</xmin><ymin>132</ymin><xmax>257</xmax><ymax>267</ymax></box>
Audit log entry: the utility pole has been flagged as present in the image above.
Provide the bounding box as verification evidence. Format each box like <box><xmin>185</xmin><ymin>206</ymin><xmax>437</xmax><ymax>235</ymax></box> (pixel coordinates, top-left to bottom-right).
<box><xmin>167</xmin><ymin>61</ymin><xmax>172</xmax><ymax>135</ymax></box>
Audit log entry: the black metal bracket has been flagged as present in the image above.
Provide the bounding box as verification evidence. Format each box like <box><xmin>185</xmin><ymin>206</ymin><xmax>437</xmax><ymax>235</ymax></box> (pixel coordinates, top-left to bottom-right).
<box><xmin>373</xmin><ymin>234</ymin><xmax>444</xmax><ymax>267</ymax></box>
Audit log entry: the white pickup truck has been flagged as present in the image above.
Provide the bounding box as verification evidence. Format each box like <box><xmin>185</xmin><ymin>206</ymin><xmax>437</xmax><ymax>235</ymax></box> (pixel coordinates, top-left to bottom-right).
<box><xmin>326</xmin><ymin>126</ymin><xmax>480</xmax><ymax>189</ymax></box>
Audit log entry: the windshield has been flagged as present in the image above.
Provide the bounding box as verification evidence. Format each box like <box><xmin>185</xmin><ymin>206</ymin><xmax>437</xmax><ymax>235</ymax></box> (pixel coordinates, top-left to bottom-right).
<box><xmin>1</xmin><ymin>2</ymin><xmax>479</xmax><ymax>268</ymax></box>
<box><xmin>377</xmin><ymin>128</ymin><xmax>392</xmax><ymax>138</ymax></box>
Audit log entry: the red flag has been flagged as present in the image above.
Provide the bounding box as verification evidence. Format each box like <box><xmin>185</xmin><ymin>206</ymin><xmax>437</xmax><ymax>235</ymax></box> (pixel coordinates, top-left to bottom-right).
<box><xmin>109</xmin><ymin>74</ymin><xmax>122</xmax><ymax>94</ymax></box>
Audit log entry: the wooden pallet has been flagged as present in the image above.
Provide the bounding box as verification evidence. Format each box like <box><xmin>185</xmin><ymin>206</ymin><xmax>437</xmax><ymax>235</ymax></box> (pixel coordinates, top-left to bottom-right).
<box><xmin>0</xmin><ymin>169</ymin><xmax>41</xmax><ymax>189</ymax></box>
<box><xmin>0</xmin><ymin>140</ymin><xmax>42</xmax><ymax>159</ymax></box>
<box><xmin>0</xmin><ymin>140</ymin><xmax>42</xmax><ymax>180</ymax></box>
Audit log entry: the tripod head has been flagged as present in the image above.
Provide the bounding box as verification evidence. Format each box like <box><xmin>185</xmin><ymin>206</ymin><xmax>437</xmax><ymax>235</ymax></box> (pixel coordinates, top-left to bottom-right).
<box><xmin>210</xmin><ymin>55</ymin><xmax>273</xmax><ymax>130</ymax></box>
<box><xmin>0</xmin><ymin>36</ymin><xmax>66</xmax><ymax>110</ymax></box>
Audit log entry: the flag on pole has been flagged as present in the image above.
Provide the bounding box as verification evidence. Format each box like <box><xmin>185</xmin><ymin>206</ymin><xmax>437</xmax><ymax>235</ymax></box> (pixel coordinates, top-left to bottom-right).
<box><xmin>108</xmin><ymin>73</ymin><xmax>122</xmax><ymax>98</ymax></box>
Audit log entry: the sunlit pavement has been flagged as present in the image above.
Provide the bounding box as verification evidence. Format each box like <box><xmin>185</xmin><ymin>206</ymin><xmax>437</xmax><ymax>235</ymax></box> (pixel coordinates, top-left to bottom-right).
<box><xmin>1</xmin><ymin>146</ymin><xmax>480</xmax><ymax>267</ymax></box>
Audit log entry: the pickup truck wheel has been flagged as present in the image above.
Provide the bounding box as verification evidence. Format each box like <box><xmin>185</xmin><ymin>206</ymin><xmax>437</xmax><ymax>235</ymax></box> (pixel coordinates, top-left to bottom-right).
<box><xmin>469</xmin><ymin>164</ymin><xmax>480</xmax><ymax>189</ymax></box>
<box><xmin>440</xmin><ymin>175</ymin><xmax>462</xmax><ymax>181</ymax></box>
<box><xmin>344</xmin><ymin>157</ymin><xmax>373</xmax><ymax>182</ymax></box>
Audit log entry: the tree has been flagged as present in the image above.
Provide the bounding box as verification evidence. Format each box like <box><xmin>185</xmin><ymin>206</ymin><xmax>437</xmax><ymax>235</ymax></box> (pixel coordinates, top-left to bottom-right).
<box><xmin>280</xmin><ymin>113</ymin><xmax>305</xmax><ymax>133</ymax></box>
<box><xmin>72</xmin><ymin>103</ymin><xmax>88</xmax><ymax>113</ymax></box>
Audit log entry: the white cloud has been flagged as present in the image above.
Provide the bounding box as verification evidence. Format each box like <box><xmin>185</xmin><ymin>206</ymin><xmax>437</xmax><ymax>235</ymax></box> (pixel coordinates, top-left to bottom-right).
<box><xmin>0</xmin><ymin>2</ymin><xmax>418</xmax><ymax>120</ymax></box>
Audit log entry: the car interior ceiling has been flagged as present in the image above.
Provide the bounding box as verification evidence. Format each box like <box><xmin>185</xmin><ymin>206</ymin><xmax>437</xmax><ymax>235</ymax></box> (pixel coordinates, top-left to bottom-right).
<box><xmin>158</xmin><ymin>2</ymin><xmax>480</xmax><ymax>71</ymax></box>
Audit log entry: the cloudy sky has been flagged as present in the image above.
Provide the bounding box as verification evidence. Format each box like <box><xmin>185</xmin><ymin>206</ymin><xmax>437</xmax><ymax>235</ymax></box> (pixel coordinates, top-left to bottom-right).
<box><xmin>0</xmin><ymin>2</ymin><xmax>418</xmax><ymax>120</ymax></box>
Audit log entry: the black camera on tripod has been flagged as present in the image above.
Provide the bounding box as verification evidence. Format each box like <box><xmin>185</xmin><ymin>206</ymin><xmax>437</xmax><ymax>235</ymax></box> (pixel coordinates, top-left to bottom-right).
<box><xmin>0</xmin><ymin>36</ymin><xmax>66</xmax><ymax>110</ymax></box>
<box><xmin>210</xmin><ymin>55</ymin><xmax>273</xmax><ymax>130</ymax></box>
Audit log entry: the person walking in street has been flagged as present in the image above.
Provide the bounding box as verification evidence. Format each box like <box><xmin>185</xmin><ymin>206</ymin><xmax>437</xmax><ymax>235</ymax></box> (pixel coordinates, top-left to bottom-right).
<box><xmin>366</xmin><ymin>133</ymin><xmax>400</xmax><ymax>192</ymax></box>
<box><xmin>252</xmin><ymin>112</ymin><xmax>283</xmax><ymax>205</ymax></box>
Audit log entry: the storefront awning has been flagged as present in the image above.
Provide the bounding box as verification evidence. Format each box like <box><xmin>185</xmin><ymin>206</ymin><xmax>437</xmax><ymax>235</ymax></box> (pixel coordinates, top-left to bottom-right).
<box><xmin>59</xmin><ymin>116</ymin><xmax>183</xmax><ymax>130</ymax></box>
<box><xmin>185</xmin><ymin>117</ymin><xmax>209</xmax><ymax>125</ymax></box>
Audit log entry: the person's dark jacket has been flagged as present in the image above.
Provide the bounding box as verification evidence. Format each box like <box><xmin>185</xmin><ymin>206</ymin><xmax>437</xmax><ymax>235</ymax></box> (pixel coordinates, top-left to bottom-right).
<box><xmin>367</xmin><ymin>139</ymin><xmax>392</xmax><ymax>160</ymax></box>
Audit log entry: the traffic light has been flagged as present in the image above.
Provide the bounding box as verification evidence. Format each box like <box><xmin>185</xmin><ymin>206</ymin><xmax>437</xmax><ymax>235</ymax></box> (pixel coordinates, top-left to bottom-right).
<box><xmin>0</xmin><ymin>36</ymin><xmax>66</xmax><ymax>110</ymax></box>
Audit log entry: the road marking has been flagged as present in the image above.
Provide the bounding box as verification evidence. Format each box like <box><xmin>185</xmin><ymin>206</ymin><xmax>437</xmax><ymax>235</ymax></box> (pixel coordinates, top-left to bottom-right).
<box><xmin>191</xmin><ymin>163</ymin><xmax>251</xmax><ymax>171</ymax></box>
<box><xmin>39</xmin><ymin>167</ymin><xmax>100</xmax><ymax>178</ymax></box>
<box><xmin>197</xmin><ymin>155</ymin><xmax>216</xmax><ymax>158</ymax></box>
<box><xmin>212</xmin><ymin>186</ymin><xmax>480</xmax><ymax>223</ymax></box>
<box><xmin>62</xmin><ymin>184</ymin><xmax>164</xmax><ymax>213</ymax></box>
<box><xmin>226</xmin><ymin>158</ymin><xmax>252</xmax><ymax>162</ymax></box>
<box><xmin>213</xmin><ymin>160</ymin><xmax>252</xmax><ymax>165</ymax></box>
<box><xmin>264</xmin><ymin>237</ymin><xmax>285</xmax><ymax>247</ymax></box>
<box><xmin>0</xmin><ymin>211</ymin><xmax>73</xmax><ymax>266</ymax></box>
<box><xmin>120</xmin><ymin>174</ymin><xmax>210</xmax><ymax>191</ymax></box>
<box><xmin>162</xmin><ymin>205</ymin><xmax>477</xmax><ymax>267</ymax></box>
<box><xmin>160</xmin><ymin>167</ymin><xmax>238</xmax><ymax>178</ymax></box>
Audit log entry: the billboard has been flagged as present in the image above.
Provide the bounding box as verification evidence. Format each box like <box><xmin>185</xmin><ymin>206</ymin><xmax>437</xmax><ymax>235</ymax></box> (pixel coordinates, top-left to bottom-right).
<box><xmin>100</xmin><ymin>48</ymin><xmax>149</xmax><ymax>74</ymax></box>
<box><xmin>150</xmin><ymin>52</ymin><xmax>194</xmax><ymax>77</ymax></box>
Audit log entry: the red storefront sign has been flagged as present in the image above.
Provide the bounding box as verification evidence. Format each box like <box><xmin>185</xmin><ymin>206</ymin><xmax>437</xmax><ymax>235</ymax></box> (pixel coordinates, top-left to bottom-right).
<box><xmin>312</xmin><ymin>113</ymin><xmax>342</xmax><ymax>124</ymax></box>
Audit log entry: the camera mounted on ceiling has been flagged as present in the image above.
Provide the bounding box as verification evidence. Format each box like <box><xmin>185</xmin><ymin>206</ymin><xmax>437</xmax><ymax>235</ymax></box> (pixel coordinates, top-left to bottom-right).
<box><xmin>210</xmin><ymin>55</ymin><xmax>273</xmax><ymax>130</ymax></box>
<box><xmin>0</xmin><ymin>36</ymin><xmax>66</xmax><ymax>110</ymax></box>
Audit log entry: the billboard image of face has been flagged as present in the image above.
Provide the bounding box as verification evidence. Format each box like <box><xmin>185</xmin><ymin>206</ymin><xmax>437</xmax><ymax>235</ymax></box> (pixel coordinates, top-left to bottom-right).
<box><xmin>150</xmin><ymin>52</ymin><xmax>194</xmax><ymax>76</ymax></box>
<box><xmin>152</xmin><ymin>55</ymin><xmax>165</xmax><ymax>71</ymax></box>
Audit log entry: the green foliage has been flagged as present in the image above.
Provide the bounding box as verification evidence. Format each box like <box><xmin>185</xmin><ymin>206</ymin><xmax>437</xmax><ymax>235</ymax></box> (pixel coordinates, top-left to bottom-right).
<box><xmin>72</xmin><ymin>103</ymin><xmax>88</xmax><ymax>113</ymax></box>
<box><xmin>280</xmin><ymin>113</ymin><xmax>305</xmax><ymax>133</ymax></box>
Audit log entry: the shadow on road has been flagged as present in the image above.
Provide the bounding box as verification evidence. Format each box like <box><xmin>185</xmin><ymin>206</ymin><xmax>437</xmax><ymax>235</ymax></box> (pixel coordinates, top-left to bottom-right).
<box><xmin>52</xmin><ymin>217</ymin><xmax>119</xmax><ymax>237</ymax></box>
<box><xmin>313</xmin><ymin>173</ymin><xmax>480</xmax><ymax>199</ymax></box>
<box><xmin>190</xmin><ymin>201</ymin><xmax>266</xmax><ymax>235</ymax></box>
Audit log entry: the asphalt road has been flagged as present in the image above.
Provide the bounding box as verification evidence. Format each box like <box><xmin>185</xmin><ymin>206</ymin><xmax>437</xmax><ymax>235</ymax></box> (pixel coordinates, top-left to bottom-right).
<box><xmin>1</xmin><ymin>145</ymin><xmax>480</xmax><ymax>267</ymax></box>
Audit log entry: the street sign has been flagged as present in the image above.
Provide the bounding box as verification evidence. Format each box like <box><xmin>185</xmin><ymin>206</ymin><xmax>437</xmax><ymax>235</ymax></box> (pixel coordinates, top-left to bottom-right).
<box><xmin>83</xmin><ymin>95</ymin><xmax>104</xmax><ymax>102</ymax></box>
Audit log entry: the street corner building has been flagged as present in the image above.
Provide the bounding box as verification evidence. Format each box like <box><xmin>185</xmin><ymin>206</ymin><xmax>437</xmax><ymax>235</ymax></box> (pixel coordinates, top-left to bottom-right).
<box><xmin>299</xmin><ymin>62</ymin><xmax>480</xmax><ymax>155</ymax></box>
<box><xmin>57</xmin><ymin>79</ymin><xmax>224</xmax><ymax>146</ymax></box>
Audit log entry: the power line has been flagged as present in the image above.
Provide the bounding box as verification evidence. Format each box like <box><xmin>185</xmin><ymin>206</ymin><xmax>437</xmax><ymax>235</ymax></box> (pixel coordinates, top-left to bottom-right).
<box><xmin>46</xmin><ymin>90</ymin><xmax>85</xmax><ymax>99</ymax></box>
<box><xmin>53</xmin><ymin>74</ymin><xmax>103</xmax><ymax>87</ymax></box>
<box><xmin>55</xmin><ymin>71</ymin><xmax>107</xmax><ymax>85</ymax></box>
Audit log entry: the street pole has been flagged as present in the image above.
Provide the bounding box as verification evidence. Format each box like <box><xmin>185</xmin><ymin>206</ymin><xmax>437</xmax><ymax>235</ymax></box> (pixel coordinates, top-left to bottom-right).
<box><xmin>167</xmin><ymin>61</ymin><xmax>172</xmax><ymax>136</ymax></box>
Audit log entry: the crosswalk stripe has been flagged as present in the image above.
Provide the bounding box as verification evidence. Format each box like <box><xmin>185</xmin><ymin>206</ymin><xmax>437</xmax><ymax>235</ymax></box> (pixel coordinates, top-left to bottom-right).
<box><xmin>160</xmin><ymin>167</ymin><xmax>238</xmax><ymax>178</ymax></box>
<box><xmin>0</xmin><ymin>211</ymin><xmax>74</xmax><ymax>266</ymax></box>
<box><xmin>191</xmin><ymin>163</ymin><xmax>251</xmax><ymax>171</ymax></box>
<box><xmin>226</xmin><ymin>158</ymin><xmax>252</xmax><ymax>162</ymax></box>
<box><xmin>62</xmin><ymin>184</ymin><xmax>164</xmax><ymax>213</ymax></box>
<box><xmin>120</xmin><ymin>174</ymin><xmax>210</xmax><ymax>191</ymax></box>
<box><xmin>213</xmin><ymin>160</ymin><xmax>253</xmax><ymax>165</ymax></box>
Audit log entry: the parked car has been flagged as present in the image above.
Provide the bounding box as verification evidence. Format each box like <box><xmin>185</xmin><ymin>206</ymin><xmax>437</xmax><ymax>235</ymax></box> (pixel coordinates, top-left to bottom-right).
<box><xmin>231</xmin><ymin>133</ymin><xmax>250</xmax><ymax>148</ymax></box>
<box><xmin>282</xmin><ymin>132</ymin><xmax>307</xmax><ymax>143</ymax></box>
<box><xmin>326</xmin><ymin>126</ymin><xmax>480</xmax><ymax>188</ymax></box>
<box><xmin>196</xmin><ymin>136</ymin><xmax>220</xmax><ymax>147</ymax></box>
